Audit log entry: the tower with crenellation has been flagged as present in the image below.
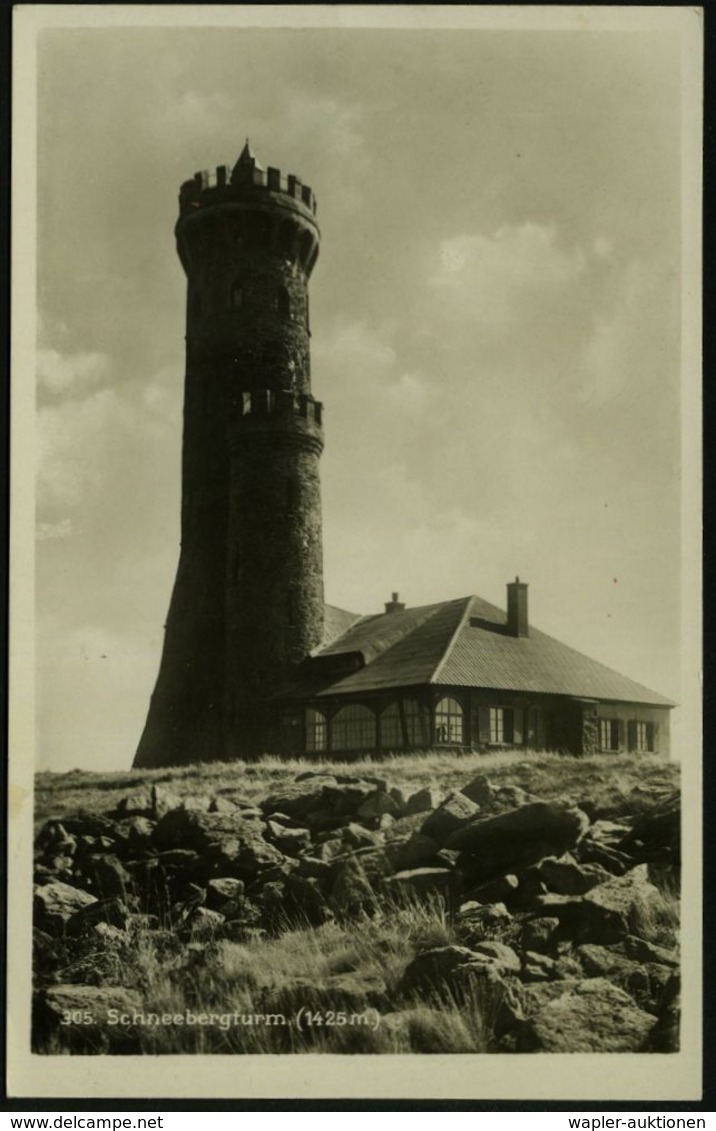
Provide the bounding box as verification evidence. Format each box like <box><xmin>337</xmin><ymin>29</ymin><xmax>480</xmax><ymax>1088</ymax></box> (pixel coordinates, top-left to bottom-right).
<box><xmin>134</xmin><ymin>142</ymin><xmax>325</xmax><ymax>767</ymax></box>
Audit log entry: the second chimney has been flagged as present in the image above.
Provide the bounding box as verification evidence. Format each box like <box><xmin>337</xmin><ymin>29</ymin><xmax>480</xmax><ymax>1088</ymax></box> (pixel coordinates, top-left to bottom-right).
<box><xmin>507</xmin><ymin>577</ymin><xmax>529</xmax><ymax>637</ymax></box>
<box><xmin>385</xmin><ymin>591</ymin><xmax>405</xmax><ymax>614</ymax></box>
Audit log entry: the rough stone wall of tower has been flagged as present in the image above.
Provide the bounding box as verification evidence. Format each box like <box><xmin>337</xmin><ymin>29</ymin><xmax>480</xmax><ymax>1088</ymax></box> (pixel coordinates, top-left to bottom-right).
<box><xmin>134</xmin><ymin>143</ymin><xmax>324</xmax><ymax>768</ymax></box>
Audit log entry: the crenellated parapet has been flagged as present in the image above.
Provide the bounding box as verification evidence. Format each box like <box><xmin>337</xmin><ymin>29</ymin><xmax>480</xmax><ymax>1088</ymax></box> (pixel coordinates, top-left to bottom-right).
<box><xmin>229</xmin><ymin>388</ymin><xmax>324</xmax><ymax>455</ymax></box>
<box><xmin>176</xmin><ymin>143</ymin><xmax>320</xmax><ymax>279</ymax></box>
<box><xmin>179</xmin><ymin>164</ymin><xmax>317</xmax><ymax>217</ymax></box>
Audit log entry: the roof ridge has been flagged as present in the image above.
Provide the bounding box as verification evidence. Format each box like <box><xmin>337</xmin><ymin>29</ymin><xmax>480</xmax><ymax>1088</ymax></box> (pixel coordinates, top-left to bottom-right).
<box><xmin>428</xmin><ymin>595</ymin><xmax>475</xmax><ymax>685</ymax></box>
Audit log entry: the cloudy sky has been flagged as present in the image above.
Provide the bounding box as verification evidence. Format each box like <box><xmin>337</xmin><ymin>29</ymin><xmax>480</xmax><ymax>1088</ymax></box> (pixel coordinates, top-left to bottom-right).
<box><xmin>25</xmin><ymin>9</ymin><xmax>698</xmax><ymax>772</ymax></box>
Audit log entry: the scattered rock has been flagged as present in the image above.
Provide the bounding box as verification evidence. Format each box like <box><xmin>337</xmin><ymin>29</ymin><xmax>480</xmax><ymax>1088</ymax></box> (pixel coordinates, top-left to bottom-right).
<box><xmin>421</xmin><ymin>792</ymin><xmax>480</xmax><ymax>842</ymax></box>
<box><xmin>517</xmin><ymin>977</ymin><xmax>657</xmax><ymax>1052</ymax></box>
<box><xmin>34</xmin><ymin>881</ymin><xmax>97</xmax><ymax>934</ymax></box>
<box><xmin>449</xmin><ymin>802</ymin><xmax>590</xmax><ymax>886</ymax></box>
<box><xmin>405</xmin><ymin>787</ymin><xmax>443</xmax><ymax>815</ymax></box>
<box><xmin>34</xmin><ymin>984</ymin><xmax>144</xmax><ymax>1053</ymax></box>
<box><xmin>520</xmin><ymin>916</ymin><xmax>560</xmax><ymax>953</ymax></box>
<box><xmin>357</xmin><ymin>790</ymin><xmax>403</xmax><ymax>820</ymax></box>
<box><xmin>536</xmin><ymin>855</ymin><xmax>612</xmax><ymax>895</ymax></box>
<box><xmin>388</xmin><ymin>867</ymin><xmax>455</xmax><ymax>899</ymax></box>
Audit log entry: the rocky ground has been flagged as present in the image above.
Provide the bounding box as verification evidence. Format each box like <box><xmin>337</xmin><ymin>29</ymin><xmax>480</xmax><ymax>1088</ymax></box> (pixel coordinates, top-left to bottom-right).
<box><xmin>33</xmin><ymin>754</ymin><xmax>680</xmax><ymax>1054</ymax></box>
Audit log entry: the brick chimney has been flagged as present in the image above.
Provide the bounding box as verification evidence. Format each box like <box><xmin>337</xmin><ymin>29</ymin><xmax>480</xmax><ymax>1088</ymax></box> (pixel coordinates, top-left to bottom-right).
<box><xmin>385</xmin><ymin>591</ymin><xmax>405</xmax><ymax>614</ymax></box>
<box><xmin>506</xmin><ymin>576</ymin><xmax>529</xmax><ymax>637</ymax></box>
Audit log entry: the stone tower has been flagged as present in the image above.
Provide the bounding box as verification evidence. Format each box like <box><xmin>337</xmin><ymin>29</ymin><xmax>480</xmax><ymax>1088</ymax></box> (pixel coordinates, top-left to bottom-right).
<box><xmin>134</xmin><ymin>142</ymin><xmax>324</xmax><ymax>767</ymax></box>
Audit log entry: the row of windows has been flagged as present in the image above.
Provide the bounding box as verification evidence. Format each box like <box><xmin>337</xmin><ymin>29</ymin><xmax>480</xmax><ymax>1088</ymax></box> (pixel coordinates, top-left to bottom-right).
<box><xmin>306</xmin><ymin>700</ymin><xmax>660</xmax><ymax>754</ymax></box>
<box><xmin>306</xmin><ymin>699</ymin><xmax>526</xmax><ymax>753</ymax></box>
<box><xmin>599</xmin><ymin>719</ymin><xmax>657</xmax><ymax>753</ymax></box>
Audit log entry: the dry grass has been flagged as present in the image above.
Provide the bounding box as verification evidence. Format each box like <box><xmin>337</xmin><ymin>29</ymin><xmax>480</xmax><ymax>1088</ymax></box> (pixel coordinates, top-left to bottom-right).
<box><xmin>35</xmin><ymin>749</ymin><xmax>678</xmax><ymax>826</ymax></box>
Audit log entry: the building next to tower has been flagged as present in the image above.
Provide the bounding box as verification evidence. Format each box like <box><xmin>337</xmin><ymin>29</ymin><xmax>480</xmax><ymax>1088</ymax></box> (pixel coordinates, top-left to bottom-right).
<box><xmin>134</xmin><ymin>142</ymin><xmax>674</xmax><ymax>769</ymax></box>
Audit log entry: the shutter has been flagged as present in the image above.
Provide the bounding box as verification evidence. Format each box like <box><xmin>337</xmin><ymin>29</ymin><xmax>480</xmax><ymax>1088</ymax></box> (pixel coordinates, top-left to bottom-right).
<box><xmin>617</xmin><ymin>719</ymin><xmax>626</xmax><ymax>750</ymax></box>
<box><xmin>513</xmin><ymin>708</ymin><xmax>523</xmax><ymax>745</ymax></box>
<box><xmin>478</xmin><ymin>707</ymin><xmax>491</xmax><ymax>744</ymax></box>
<box><xmin>627</xmin><ymin>720</ymin><xmax>637</xmax><ymax>752</ymax></box>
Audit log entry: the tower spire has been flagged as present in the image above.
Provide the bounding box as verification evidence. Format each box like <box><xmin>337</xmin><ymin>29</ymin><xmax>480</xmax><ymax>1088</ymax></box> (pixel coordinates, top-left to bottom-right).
<box><xmin>232</xmin><ymin>139</ymin><xmax>265</xmax><ymax>182</ymax></box>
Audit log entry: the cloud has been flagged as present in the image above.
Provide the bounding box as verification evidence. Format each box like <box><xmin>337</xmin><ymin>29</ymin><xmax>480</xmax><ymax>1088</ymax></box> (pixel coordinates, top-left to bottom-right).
<box><xmin>286</xmin><ymin>94</ymin><xmax>366</xmax><ymax>163</ymax></box>
<box><xmin>37</xmin><ymin>348</ymin><xmax>110</xmax><ymax>397</ymax></box>
<box><xmin>37</xmin><ymin>365</ymin><xmax>181</xmax><ymax>514</ymax></box>
<box><xmin>429</xmin><ymin>223</ymin><xmax>586</xmax><ymax>327</ymax></box>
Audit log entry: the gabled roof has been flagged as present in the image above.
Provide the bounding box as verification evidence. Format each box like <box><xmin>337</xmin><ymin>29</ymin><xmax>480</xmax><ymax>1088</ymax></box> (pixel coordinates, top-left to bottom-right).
<box><xmin>280</xmin><ymin>595</ymin><xmax>674</xmax><ymax>707</ymax></box>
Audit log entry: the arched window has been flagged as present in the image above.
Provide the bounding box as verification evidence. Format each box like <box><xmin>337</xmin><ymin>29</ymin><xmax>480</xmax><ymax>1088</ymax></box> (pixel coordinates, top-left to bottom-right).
<box><xmin>380</xmin><ymin>699</ymin><xmax>431</xmax><ymax>750</ymax></box>
<box><xmin>277</xmin><ymin>286</ymin><xmax>291</xmax><ymax>319</ymax></box>
<box><xmin>331</xmin><ymin>704</ymin><xmax>376</xmax><ymax>752</ymax></box>
<box><xmin>306</xmin><ymin>709</ymin><xmax>327</xmax><ymax>753</ymax></box>
<box><xmin>434</xmin><ymin>696</ymin><xmax>464</xmax><ymax>744</ymax></box>
<box><xmin>231</xmin><ymin>282</ymin><xmax>243</xmax><ymax>309</ymax></box>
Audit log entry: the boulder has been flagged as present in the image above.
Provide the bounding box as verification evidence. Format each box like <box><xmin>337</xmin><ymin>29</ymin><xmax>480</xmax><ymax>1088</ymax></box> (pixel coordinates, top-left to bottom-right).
<box><xmin>113</xmin><ymin>791</ymin><xmax>152</xmax><ymax>818</ymax></box>
<box><xmin>459</xmin><ymin>774</ymin><xmax>495</xmax><ymax>806</ymax></box>
<box><xmin>584</xmin><ymin>864</ymin><xmax>663</xmax><ymax>933</ymax></box>
<box><xmin>152</xmin><ymin>808</ymin><xmax>284</xmax><ymax>881</ymax></box>
<box><xmin>35</xmin><ymin>821</ymin><xmax>78</xmax><ymax>857</ymax></box>
<box><xmin>405</xmin><ymin>787</ymin><xmax>443</xmax><ymax>815</ymax></box>
<box><xmin>57</xmin><ymin>810</ymin><xmax>119</xmax><ymax>841</ymax></box>
<box><xmin>456</xmin><ymin>901</ymin><xmax>513</xmax><ymax>945</ymax></box>
<box><xmin>522</xmin><ymin>951</ymin><xmax>557</xmax><ymax>982</ymax></box>
<box><xmin>330</xmin><ymin>857</ymin><xmax>376</xmax><ymax>918</ymax></box>
<box><xmin>397</xmin><ymin>944</ymin><xmax>483</xmax><ymax>996</ymax></box>
<box><xmin>260</xmin><ymin>776</ymin><xmax>337</xmax><ymax>819</ymax></box>
<box><xmin>295</xmin><ymin>855</ymin><xmax>333</xmax><ymax>881</ymax></box>
<box><xmin>388</xmin><ymin>832</ymin><xmax>442</xmax><ymax>872</ymax></box>
<box><xmin>150</xmin><ymin>785</ymin><xmax>184</xmax><ymax>818</ymax></box>
<box><xmin>208</xmin><ymin>796</ymin><xmax>239</xmax><ymax>815</ymax></box>
<box><xmin>206</xmin><ymin>878</ymin><xmax>245</xmax><ymax>911</ymax></box>
<box><xmin>322</xmin><ymin>780</ymin><xmax>380</xmax><ymax>816</ymax></box>
<box><xmin>470</xmin><ymin>940</ymin><xmax>521</xmax><ymax>973</ymax></box>
<box><xmin>66</xmin><ymin>897</ymin><xmax>130</xmax><ymax>936</ymax></box>
<box><xmin>342</xmin><ymin>823</ymin><xmax>384</xmax><ymax>851</ymax></box>
<box><xmin>520</xmin><ymin>916</ymin><xmax>560</xmax><ymax>953</ymax></box>
<box><xmin>448</xmin><ymin>802</ymin><xmax>590</xmax><ymax>885</ymax></box>
<box><xmin>536</xmin><ymin>855</ymin><xmax>612</xmax><ymax>895</ymax></box>
<box><xmin>357</xmin><ymin>790</ymin><xmax>403</xmax><ymax>820</ymax></box>
<box><xmin>575</xmin><ymin>836</ymin><xmax>632</xmax><ymax>875</ymax></box>
<box><xmin>182</xmin><ymin>907</ymin><xmax>225</xmax><ymax>938</ymax></box>
<box><xmin>388</xmin><ymin>868</ymin><xmax>455</xmax><ymax>899</ymax></box>
<box><xmin>284</xmin><ymin>874</ymin><xmax>333</xmax><ymax>927</ymax></box>
<box><xmin>34</xmin><ymin>881</ymin><xmax>97</xmax><ymax>934</ymax></box>
<box><xmin>421</xmin><ymin>792</ymin><xmax>480</xmax><ymax>842</ymax></box>
<box><xmin>617</xmin><ymin>793</ymin><xmax>680</xmax><ymax>864</ymax></box>
<box><xmin>623</xmin><ymin>934</ymin><xmax>679</xmax><ymax>967</ymax></box>
<box><xmin>516</xmin><ymin>977</ymin><xmax>657</xmax><ymax>1052</ymax></box>
<box><xmin>464</xmin><ymin>874</ymin><xmax>519</xmax><ymax>906</ymax></box>
<box><xmin>76</xmin><ymin>853</ymin><xmax>132</xmax><ymax>899</ymax></box>
<box><xmin>33</xmin><ymin>984</ymin><xmax>144</xmax><ymax>1054</ymax></box>
<box><xmin>265</xmin><ymin>821</ymin><xmax>312</xmax><ymax>856</ymax></box>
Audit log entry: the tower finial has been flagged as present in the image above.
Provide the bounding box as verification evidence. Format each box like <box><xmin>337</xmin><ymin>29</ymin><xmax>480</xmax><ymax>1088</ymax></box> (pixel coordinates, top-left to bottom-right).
<box><xmin>232</xmin><ymin>139</ymin><xmax>265</xmax><ymax>185</ymax></box>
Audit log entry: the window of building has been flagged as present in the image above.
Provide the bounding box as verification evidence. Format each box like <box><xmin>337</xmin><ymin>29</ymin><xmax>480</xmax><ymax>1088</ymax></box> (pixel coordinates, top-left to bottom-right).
<box><xmin>241</xmin><ymin>391</ymin><xmax>252</xmax><ymax>415</ymax></box>
<box><xmin>305</xmin><ymin>708</ymin><xmax>327</xmax><ymax>753</ymax></box>
<box><xmin>630</xmin><ymin>721</ymin><xmax>655</xmax><ymax>753</ymax></box>
<box><xmin>380</xmin><ymin>699</ymin><xmax>431</xmax><ymax>750</ymax></box>
<box><xmin>434</xmin><ymin>697</ymin><xmax>464</xmax><ymax>744</ymax></box>
<box><xmin>599</xmin><ymin>719</ymin><xmax>621</xmax><ymax>751</ymax></box>
<box><xmin>331</xmin><ymin>704</ymin><xmax>376</xmax><ymax>752</ymax></box>
<box><xmin>489</xmin><ymin>707</ymin><xmax>515</xmax><ymax>744</ymax></box>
